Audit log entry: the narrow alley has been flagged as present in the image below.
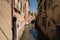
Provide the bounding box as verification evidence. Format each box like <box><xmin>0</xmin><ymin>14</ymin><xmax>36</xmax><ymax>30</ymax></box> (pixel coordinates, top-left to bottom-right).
<box><xmin>0</xmin><ymin>0</ymin><xmax>60</xmax><ymax>40</ymax></box>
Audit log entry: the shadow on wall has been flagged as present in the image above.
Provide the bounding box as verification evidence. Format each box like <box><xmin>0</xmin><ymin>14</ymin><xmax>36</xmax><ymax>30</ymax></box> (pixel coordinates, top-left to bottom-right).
<box><xmin>35</xmin><ymin>24</ymin><xmax>50</xmax><ymax>40</ymax></box>
<box><xmin>14</xmin><ymin>7</ymin><xmax>21</xmax><ymax>14</ymax></box>
<box><xmin>30</xmin><ymin>19</ymin><xmax>50</xmax><ymax>40</ymax></box>
<box><xmin>12</xmin><ymin>16</ymin><xmax>17</xmax><ymax>40</ymax></box>
<box><xmin>57</xmin><ymin>14</ymin><xmax>60</xmax><ymax>24</ymax></box>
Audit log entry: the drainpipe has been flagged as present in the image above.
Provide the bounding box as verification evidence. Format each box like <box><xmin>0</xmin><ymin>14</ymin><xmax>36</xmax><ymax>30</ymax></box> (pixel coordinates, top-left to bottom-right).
<box><xmin>11</xmin><ymin>0</ymin><xmax>13</xmax><ymax>40</ymax></box>
<box><xmin>11</xmin><ymin>0</ymin><xmax>13</xmax><ymax>19</ymax></box>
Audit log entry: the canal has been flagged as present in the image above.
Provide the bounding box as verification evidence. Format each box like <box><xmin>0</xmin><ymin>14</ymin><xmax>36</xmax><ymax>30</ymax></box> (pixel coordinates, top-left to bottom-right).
<box><xmin>20</xmin><ymin>22</ymin><xmax>50</xmax><ymax>40</ymax></box>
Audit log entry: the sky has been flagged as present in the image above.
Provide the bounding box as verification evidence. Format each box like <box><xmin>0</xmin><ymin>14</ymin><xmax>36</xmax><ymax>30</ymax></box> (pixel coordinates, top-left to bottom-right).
<box><xmin>29</xmin><ymin>0</ymin><xmax>37</xmax><ymax>13</ymax></box>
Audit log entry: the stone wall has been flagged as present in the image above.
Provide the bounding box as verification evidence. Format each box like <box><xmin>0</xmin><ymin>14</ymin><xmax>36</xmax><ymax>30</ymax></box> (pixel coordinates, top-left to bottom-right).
<box><xmin>0</xmin><ymin>0</ymin><xmax>12</xmax><ymax>40</ymax></box>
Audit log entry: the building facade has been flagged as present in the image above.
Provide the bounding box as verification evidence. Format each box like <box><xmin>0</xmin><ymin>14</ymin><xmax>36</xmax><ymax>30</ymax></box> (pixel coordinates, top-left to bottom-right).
<box><xmin>37</xmin><ymin>0</ymin><xmax>60</xmax><ymax>40</ymax></box>
<box><xmin>0</xmin><ymin>0</ymin><xmax>12</xmax><ymax>40</ymax></box>
<box><xmin>0</xmin><ymin>0</ymin><xmax>29</xmax><ymax>40</ymax></box>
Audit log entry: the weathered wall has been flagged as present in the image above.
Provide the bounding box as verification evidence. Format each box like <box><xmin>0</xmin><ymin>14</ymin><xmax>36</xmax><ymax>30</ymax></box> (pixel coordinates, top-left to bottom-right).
<box><xmin>0</xmin><ymin>0</ymin><xmax>12</xmax><ymax>40</ymax></box>
<box><xmin>37</xmin><ymin>0</ymin><xmax>60</xmax><ymax>40</ymax></box>
<box><xmin>54</xmin><ymin>0</ymin><xmax>60</xmax><ymax>25</ymax></box>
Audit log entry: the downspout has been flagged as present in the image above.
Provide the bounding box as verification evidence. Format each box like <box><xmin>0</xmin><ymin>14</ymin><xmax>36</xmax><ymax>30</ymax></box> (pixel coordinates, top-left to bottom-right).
<box><xmin>11</xmin><ymin>0</ymin><xmax>13</xmax><ymax>40</ymax></box>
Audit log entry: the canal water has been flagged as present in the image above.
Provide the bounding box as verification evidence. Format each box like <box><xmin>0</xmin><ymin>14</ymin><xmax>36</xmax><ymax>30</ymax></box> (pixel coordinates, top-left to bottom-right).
<box><xmin>20</xmin><ymin>23</ymin><xmax>50</xmax><ymax>40</ymax></box>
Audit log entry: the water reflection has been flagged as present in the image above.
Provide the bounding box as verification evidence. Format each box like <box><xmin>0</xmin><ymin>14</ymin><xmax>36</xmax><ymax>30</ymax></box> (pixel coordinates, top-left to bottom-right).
<box><xmin>21</xmin><ymin>21</ymin><xmax>50</xmax><ymax>40</ymax></box>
